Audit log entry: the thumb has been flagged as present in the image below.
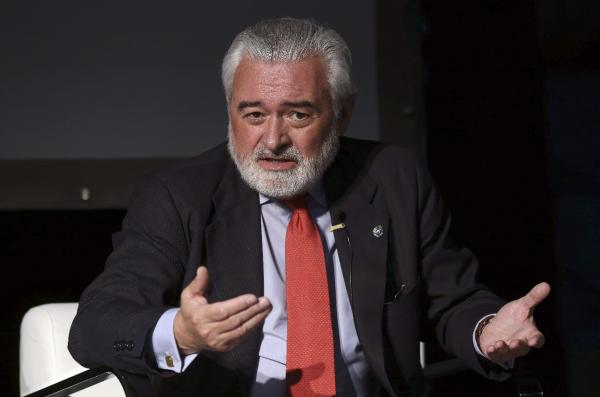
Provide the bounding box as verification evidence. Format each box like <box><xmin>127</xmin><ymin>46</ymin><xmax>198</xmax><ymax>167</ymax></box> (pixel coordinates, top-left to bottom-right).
<box><xmin>182</xmin><ymin>266</ymin><xmax>210</xmax><ymax>301</ymax></box>
<box><xmin>519</xmin><ymin>282</ymin><xmax>551</xmax><ymax>310</ymax></box>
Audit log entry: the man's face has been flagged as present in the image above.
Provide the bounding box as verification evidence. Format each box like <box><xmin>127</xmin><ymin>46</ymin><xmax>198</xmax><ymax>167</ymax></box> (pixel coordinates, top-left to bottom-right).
<box><xmin>227</xmin><ymin>56</ymin><xmax>339</xmax><ymax>199</ymax></box>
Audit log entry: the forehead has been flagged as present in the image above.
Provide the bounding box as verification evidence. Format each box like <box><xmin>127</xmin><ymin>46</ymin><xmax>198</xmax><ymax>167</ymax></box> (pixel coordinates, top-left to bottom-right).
<box><xmin>231</xmin><ymin>56</ymin><xmax>330</xmax><ymax>104</ymax></box>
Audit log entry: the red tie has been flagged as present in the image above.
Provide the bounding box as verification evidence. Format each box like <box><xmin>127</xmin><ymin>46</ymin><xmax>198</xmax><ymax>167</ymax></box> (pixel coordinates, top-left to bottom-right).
<box><xmin>285</xmin><ymin>195</ymin><xmax>336</xmax><ymax>397</ymax></box>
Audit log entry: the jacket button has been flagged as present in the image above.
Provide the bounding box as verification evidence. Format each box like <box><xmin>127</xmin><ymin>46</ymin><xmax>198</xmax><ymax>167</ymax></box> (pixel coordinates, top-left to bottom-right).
<box><xmin>126</xmin><ymin>341</ymin><xmax>134</xmax><ymax>351</ymax></box>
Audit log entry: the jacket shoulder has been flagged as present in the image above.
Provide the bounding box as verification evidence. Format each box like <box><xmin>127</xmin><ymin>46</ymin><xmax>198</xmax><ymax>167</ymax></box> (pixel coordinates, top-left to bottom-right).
<box><xmin>127</xmin><ymin>142</ymin><xmax>232</xmax><ymax>212</ymax></box>
<box><xmin>338</xmin><ymin>136</ymin><xmax>426</xmax><ymax>177</ymax></box>
<box><xmin>155</xmin><ymin>142</ymin><xmax>230</xmax><ymax>184</ymax></box>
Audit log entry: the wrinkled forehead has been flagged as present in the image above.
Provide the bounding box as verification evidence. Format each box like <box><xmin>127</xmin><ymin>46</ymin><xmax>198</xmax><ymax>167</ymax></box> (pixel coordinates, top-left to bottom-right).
<box><xmin>230</xmin><ymin>56</ymin><xmax>331</xmax><ymax>105</ymax></box>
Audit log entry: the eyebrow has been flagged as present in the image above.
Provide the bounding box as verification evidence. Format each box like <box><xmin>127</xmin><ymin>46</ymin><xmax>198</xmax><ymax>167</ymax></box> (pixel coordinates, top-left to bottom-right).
<box><xmin>282</xmin><ymin>101</ymin><xmax>319</xmax><ymax>111</ymax></box>
<box><xmin>237</xmin><ymin>101</ymin><xmax>262</xmax><ymax>111</ymax></box>
<box><xmin>236</xmin><ymin>100</ymin><xmax>319</xmax><ymax>112</ymax></box>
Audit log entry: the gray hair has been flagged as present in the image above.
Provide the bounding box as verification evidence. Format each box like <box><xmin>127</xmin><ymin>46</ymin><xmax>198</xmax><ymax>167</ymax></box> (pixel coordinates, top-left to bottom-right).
<box><xmin>222</xmin><ymin>17</ymin><xmax>355</xmax><ymax>117</ymax></box>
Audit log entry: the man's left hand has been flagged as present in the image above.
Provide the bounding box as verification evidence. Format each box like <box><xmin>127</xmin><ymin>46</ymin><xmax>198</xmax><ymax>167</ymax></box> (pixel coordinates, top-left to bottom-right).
<box><xmin>478</xmin><ymin>282</ymin><xmax>551</xmax><ymax>364</ymax></box>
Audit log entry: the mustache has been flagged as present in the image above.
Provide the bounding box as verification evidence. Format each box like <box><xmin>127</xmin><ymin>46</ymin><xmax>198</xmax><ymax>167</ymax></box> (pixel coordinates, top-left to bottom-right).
<box><xmin>252</xmin><ymin>145</ymin><xmax>303</xmax><ymax>162</ymax></box>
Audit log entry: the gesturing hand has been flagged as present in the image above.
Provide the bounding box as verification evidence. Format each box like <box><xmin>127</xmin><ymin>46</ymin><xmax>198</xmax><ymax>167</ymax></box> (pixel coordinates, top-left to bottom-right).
<box><xmin>174</xmin><ymin>266</ymin><xmax>272</xmax><ymax>355</ymax></box>
<box><xmin>478</xmin><ymin>282</ymin><xmax>551</xmax><ymax>364</ymax></box>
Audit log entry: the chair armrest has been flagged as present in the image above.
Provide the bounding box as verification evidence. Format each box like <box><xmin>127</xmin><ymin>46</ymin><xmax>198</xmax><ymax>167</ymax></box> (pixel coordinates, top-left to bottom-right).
<box><xmin>22</xmin><ymin>366</ymin><xmax>131</xmax><ymax>397</ymax></box>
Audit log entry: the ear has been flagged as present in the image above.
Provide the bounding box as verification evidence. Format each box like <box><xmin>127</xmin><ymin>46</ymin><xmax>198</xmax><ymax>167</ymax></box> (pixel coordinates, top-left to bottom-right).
<box><xmin>336</xmin><ymin>94</ymin><xmax>356</xmax><ymax>135</ymax></box>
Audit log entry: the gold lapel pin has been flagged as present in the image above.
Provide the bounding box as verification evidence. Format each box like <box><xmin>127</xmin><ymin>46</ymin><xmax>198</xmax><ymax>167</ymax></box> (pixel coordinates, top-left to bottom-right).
<box><xmin>329</xmin><ymin>223</ymin><xmax>346</xmax><ymax>232</ymax></box>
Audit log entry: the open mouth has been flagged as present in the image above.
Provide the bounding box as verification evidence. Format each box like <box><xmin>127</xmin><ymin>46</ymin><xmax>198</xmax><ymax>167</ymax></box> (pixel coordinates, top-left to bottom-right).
<box><xmin>258</xmin><ymin>157</ymin><xmax>298</xmax><ymax>171</ymax></box>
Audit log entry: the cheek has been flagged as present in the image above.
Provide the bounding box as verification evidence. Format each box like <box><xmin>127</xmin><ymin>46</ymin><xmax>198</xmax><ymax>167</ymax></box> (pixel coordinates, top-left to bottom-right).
<box><xmin>295</xmin><ymin>127</ymin><xmax>331</xmax><ymax>156</ymax></box>
<box><xmin>230</xmin><ymin>121</ymin><xmax>259</xmax><ymax>157</ymax></box>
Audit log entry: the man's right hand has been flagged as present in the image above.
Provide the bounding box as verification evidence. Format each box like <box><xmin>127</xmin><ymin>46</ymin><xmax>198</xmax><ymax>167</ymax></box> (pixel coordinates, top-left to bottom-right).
<box><xmin>174</xmin><ymin>266</ymin><xmax>272</xmax><ymax>355</ymax></box>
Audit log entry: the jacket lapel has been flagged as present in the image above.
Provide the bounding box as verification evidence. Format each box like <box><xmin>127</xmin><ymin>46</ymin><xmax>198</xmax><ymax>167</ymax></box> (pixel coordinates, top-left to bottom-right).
<box><xmin>204</xmin><ymin>160</ymin><xmax>263</xmax><ymax>383</ymax></box>
<box><xmin>325</xmin><ymin>140</ymin><xmax>396</xmax><ymax>395</ymax></box>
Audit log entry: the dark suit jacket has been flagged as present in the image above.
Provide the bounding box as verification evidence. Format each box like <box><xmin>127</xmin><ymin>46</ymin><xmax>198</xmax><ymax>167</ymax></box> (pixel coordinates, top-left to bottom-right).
<box><xmin>69</xmin><ymin>137</ymin><xmax>507</xmax><ymax>396</ymax></box>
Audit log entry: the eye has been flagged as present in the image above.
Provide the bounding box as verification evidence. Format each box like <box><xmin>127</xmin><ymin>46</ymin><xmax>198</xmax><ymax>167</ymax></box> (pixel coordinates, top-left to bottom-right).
<box><xmin>289</xmin><ymin>111</ymin><xmax>309</xmax><ymax>121</ymax></box>
<box><xmin>244</xmin><ymin>111</ymin><xmax>265</xmax><ymax>124</ymax></box>
<box><xmin>287</xmin><ymin>111</ymin><xmax>313</xmax><ymax>127</ymax></box>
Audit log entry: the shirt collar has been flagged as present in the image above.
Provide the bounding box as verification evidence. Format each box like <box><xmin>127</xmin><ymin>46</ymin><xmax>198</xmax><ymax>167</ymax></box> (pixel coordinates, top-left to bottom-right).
<box><xmin>258</xmin><ymin>181</ymin><xmax>328</xmax><ymax>208</ymax></box>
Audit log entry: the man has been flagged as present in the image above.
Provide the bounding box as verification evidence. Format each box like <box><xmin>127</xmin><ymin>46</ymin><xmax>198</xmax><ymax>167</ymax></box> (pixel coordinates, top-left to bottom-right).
<box><xmin>69</xmin><ymin>18</ymin><xmax>550</xmax><ymax>397</ymax></box>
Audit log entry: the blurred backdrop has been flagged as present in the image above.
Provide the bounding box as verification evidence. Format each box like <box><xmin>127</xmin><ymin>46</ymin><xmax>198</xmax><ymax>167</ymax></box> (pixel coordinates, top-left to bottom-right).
<box><xmin>1</xmin><ymin>1</ymin><xmax>598</xmax><ymax>396</ymax></box>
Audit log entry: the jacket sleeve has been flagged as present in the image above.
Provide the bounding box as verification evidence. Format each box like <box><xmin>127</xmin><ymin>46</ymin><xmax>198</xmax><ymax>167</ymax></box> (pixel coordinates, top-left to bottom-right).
<box><xmin>68</xmin><ymin>173</ymin><xmax>189</xmax><ymax>376</ymax></box>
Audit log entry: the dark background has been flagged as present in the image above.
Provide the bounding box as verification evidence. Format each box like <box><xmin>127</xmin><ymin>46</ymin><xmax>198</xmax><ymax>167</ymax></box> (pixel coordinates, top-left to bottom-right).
<box><xmin>2</xmin><ymin>1</ymin><xmax>599</xmax><ymax>396</ymax></box>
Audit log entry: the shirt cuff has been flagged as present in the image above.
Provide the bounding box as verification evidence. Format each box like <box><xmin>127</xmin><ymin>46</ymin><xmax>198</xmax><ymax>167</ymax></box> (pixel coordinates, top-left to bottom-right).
<box><xmin>472</xmin><ymin>314</ymin><xmax>513</xmax><ymax>369</ymax></box>
<box><xmin>152</xmin><ymin>308</ymin><xmax>198</xmax><ymax>372</ymax></box>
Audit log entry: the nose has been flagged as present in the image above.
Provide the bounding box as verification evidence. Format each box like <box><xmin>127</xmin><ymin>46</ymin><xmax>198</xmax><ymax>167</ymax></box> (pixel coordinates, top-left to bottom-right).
<box><xmin>262</xmin><ymin>117</ymin><xmax>291</xmax><ymax>152</ymax></box>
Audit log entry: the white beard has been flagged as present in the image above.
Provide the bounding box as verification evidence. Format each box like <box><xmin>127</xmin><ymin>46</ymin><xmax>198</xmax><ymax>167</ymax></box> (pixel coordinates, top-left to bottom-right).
<box><xmin>227</xmin><ymin>123</ymin><xmax>339</xmax><ymax>199</ymax></box>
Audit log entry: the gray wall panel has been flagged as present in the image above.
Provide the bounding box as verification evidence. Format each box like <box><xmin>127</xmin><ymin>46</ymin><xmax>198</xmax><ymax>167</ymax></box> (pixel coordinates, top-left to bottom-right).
<box><xmin>0</xmin><ymin>1</ymin><xmax>379</xmax><ymax>160</ymax></box>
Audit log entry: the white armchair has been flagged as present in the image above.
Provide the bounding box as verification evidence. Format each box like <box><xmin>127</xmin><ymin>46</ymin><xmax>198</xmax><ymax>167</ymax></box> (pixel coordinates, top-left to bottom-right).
<box><xmin>19</xmin><ymin>303</ymin><xmax>127</xmax><ymax>396</ymax></box>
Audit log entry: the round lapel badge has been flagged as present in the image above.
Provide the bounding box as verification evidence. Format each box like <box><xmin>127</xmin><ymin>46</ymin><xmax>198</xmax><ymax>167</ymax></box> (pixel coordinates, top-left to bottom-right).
<box><xmin>372</xmin><ymin>225</ymin><xmax>384</xmax><ymax>238</ymax></box>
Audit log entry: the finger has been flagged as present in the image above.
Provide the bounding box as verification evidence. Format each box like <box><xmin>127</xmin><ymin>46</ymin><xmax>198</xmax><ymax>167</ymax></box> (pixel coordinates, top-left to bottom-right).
<box><xmin>507</xmin><ymin>339</ymin><xmax>531</xmax><ymax>358</ymax></box>
<box><xmin>204</xmin><ymin>294</ymin><xmax>259</xmax><ymax>322</ymax></box>
<box><xmin>519</xmin><ymin>282</ymin><xmax>551</xmax><ymax>310</ymax></box>
<box><xmin>182</xmin><ymin>266</ymin><xmax>210</xmax><ymax>301</ymax></box>
<box><xmin>214</xmin><ymin>302</ymin><xmax>272</xmax><ymax>350</ymax></box>
<box><xmin>527</xmin><ymin>332</ymin><xmax>545</xmax><ymax>348</ymax></box>
<box><xmin>214</xmin><ymin>297</ymin><xmax>272</xmax><ymax>333</ymax></box>
<box><xmin>486</xmin><ymin>340</ymin><xmax>509</xmax><ymax>362</ymax></box>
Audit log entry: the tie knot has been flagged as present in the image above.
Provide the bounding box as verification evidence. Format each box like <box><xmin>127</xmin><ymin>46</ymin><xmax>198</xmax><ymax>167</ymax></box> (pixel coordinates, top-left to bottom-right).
<box><xmin>283</xmin><ymin>195</ymin><xmax>309</xmax><ymax>212</ymax></box>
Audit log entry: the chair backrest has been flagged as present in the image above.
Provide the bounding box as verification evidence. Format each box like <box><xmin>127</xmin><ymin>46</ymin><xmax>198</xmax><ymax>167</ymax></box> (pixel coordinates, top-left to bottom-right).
<box><xmin>19</xmin><ymin>303</ymin><xmax>87</xmax><ymax>395</ymax></box>
<box><xmin>20</xmin><ymin>303</ymin><xmax>127</xmax><ymax>396</ymax></box>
